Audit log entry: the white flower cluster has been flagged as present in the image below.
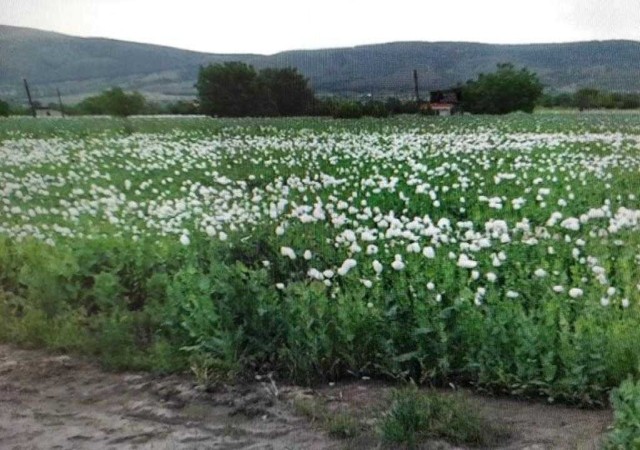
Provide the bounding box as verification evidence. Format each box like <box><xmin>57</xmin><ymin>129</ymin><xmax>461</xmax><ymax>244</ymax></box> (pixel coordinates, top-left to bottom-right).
<box><xmin>1</xmin><ymin>119</ymin><xmax>639</xmax><ymax>311</ymax></box>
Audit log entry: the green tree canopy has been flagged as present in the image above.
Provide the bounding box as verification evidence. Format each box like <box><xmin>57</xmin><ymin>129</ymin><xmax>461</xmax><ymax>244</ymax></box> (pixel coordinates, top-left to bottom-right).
<box><xmin>258</xmin><ymin>67</ymin><xmax>314</xmax><ymax>116</ymax></box>
<box><xmin>462</xmin><ymin>63</ymin><xmax>543</xmax><ymax>114</ymax></box>
<box><xmin>77</xmin><ymin>88</ymin><xmax>146</xmax><ymax>117</ymax></box>
<box><xmin>196</xmin><ymin>62</ymin><xmax>276</xmax><ymax>117</ymax></box>
<box><xmin>196</xmin><ymin>62</ymin><xmax>315</xmax><ymax>117</ymax></box>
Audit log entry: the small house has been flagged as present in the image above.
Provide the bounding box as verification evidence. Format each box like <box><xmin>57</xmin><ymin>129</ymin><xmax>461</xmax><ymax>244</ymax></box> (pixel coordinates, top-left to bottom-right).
<box><xmin>427</xmin><ymin>103</ymin><xmax>456</xmax><ymax>116</ymax></box>
<box><xmin>421</xmin><ymin>88</ymin><xmax>463</xmax><ymax>116</ymax></box>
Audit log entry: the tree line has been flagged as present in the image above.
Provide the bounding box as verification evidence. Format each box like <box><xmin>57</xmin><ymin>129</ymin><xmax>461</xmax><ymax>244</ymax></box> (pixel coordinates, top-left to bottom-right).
<box><xmin>2</xmin><ymin>62</ymin><xmax>639</xmax><ymax>119</ymax></box>
<box><xmin>0</xmin><ymin>87</ymin><xmax>203</xmax><ymax>118</ymax></box>
<box><xmin>194</xmin><ymin>61</ymin><xmax>545</xmax><ymax>117</ymax></box>
<box><xmin>541</xmin><ymin>88</ymin><xmax>640</xmax><ymax>110</ymax></box>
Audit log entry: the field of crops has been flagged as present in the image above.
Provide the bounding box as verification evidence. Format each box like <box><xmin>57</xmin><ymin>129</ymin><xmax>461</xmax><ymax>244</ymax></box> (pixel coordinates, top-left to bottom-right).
<box><xmin>1</xmin><ymin>114</ymin><xmax>640</xmax><ymax>406</ymax></box>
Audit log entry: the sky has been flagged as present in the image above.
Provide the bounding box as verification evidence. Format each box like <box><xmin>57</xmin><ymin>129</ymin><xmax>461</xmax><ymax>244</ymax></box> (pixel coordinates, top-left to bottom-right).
<box><xmin>1</xmin><ymin>0</ymin><xmax>639</xmax><ymax>54</ymax></box>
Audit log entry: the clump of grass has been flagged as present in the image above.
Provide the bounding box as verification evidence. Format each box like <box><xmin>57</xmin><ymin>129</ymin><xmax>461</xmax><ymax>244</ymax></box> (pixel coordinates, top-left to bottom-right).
<box><xmin>327</xmin><ymin>412</ymin><xmax>359</xmax><ymax>439</ymax></box>
<box><xmin>190</xmin><ymin>353</ymin><xmax>239</xmax><ymax>391</ymax></box>
<box><xmin>380</xmin><ymin>385</ymin><xmax>503</xmax><ymax>448</ymax></box>
<box><xmin>293</xmin><ymin>396</ymin><xmax>360</xmax><ymax>439</ymax></box>
<box><xmin>293</xmin><ymin>396</ymin><xmax>326</xmax><ymax>423</ymax></box>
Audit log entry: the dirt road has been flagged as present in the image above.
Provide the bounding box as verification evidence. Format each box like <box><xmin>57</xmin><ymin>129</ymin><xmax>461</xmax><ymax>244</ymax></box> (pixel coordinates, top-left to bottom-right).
<box><xmin>0</xmin><ymin>344</ymin><xmax>613</xmax><ymax>449</ymax></box>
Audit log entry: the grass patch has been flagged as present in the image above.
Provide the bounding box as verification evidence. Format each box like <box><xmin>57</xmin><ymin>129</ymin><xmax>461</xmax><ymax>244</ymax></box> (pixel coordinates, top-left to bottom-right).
<box><xmin>380</xmin><ymin>386</ymin><xmax>504</xmax><ymax>448</ymax></box>
<box><xmin>293</xmin><ymin>386</ymin><xmax>505</xmax><ymax>447</ymax></box>
<box><xmin>293</xmin><ymin>396</ymin><xmax>361</xmax><ymax>439</ymax></box>
<box><xmin>326</xmin><ymin>412</ymin><xmax>360</xmax><ymax>439</ymax></box>
<box><xmin>293</xmin><ymin>396</ymin><xmax>327</xmax><ymax>423</ymax></box>
<box><xmin>189</xmin><ymin>354</ymin><xmax>239</xmax><ymax>390</ymax></box>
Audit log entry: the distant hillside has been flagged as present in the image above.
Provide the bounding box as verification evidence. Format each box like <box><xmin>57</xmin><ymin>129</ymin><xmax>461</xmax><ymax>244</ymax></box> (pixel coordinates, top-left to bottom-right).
<box><xmin>2</xmin><ymin>25</ymin><xmax>640</xmax><ymax>104</ymax></box>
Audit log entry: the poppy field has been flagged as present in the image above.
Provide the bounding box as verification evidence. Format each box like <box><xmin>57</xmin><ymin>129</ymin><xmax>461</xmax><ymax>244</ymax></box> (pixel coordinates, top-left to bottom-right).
<box><xmin>1</xmin><ymin>114</ymin><xmax>639</xmax><ymax>406</ymax></box>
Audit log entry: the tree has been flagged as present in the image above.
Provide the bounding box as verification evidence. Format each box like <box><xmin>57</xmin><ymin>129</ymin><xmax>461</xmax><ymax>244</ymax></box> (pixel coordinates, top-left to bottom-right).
<box><xmin>0</xmin><ymin>99</ymin><xmax>9</xmax><ymax>117</ymax></box>
<box><xmin>77</xmin><ymin>88</ymin><xmax>146</xmax><ymax>117</ymax></box>
<box><xmin>196</xmin><ymin>62</ymin><xmax>317</xmax><ymax>117</ymax></box>
<box><xmin>462</xmin><ymin>63</ymin><xmax>543</xmax><ymax>114</ymax></box>
<box><xmin>196</xmin><ymin>62</ymin><xmax>277</xmax><ymax>117</ymax></box>
<box><xmin>258</xmin><ymin>67</ymin><xmax>314</xmax><ymax>116</ymax></box>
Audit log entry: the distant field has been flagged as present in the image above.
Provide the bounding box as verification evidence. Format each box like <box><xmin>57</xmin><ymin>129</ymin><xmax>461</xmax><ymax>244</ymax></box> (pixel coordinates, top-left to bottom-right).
<box><xmin>1</xmin><ymin>114</ymin><xmax>639</xmax><ymax>405</ymax></box>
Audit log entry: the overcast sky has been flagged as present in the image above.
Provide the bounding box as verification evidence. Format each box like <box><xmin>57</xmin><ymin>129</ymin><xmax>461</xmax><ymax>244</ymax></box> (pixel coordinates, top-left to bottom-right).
<box><xmin>1</xmin><ymin>0</ymin><xmax>639</xmax><ymax>54</ymax></box>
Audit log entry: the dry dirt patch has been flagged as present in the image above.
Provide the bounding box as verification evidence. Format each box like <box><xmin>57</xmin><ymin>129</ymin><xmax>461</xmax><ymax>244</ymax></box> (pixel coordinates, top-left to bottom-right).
<box><xmin>0</xmin><ymin>345</ymin><xmax>332</xmax><ymax>449</ymax></box>
<box><xmin>0</xmin><ymin>345</ymin><xmax>612</xmax><ymax>449</ymax></box>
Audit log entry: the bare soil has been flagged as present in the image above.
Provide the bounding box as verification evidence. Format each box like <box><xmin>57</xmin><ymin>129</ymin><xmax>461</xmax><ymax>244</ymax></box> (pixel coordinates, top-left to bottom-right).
<box><xmin>0</xmin><ymin>344</ymin><xmax>612</xmax><ymax>449</ymax></box>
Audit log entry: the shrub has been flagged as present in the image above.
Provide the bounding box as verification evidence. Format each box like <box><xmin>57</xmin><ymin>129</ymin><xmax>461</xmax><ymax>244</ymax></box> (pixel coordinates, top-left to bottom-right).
<box><xmin>362</xmin><ymin>100</ymin><xmax>390</xmax><ymax>118</ymax></box>
<box><xmin>332</xmin><ymin>101</ymin><xmax>364</xmax><ymax>119</ymax></box>
<box><xmin>308</xmin><ymin>98</ymin><xmax>335</xmax><ymax>116</ymax></box>
<box><xmin>167</xmin><ymin>100</ymin><xmax>200</xmax><ymax>115</ymax></box>
<box><xmin>0</xmin><ymin>99</ymin><xmax>9</xmax><ymax>117</ymax></box>
<box><xmin>76</xmin><ymin>88</ymin><xmax>146</xmax><ymax>117</ymax></box>
<box><xmin>605</xmin><ymin>378</ymin><xmax>640</xmax><ymax>449</ymax></box>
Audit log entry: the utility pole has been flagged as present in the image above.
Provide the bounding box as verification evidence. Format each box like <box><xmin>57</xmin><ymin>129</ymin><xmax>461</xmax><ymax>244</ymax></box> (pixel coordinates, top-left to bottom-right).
<box><xmin>413</xmin><ymin>69</ymin><xmax>421</xmax><ymax>105</ymax></box>
<box><xmin>23</xmin><ymin>78</ymin><xmax>36</xmax><ymax>117</ymax></box>
<box><xmin>56</xmin><ymin>88</ymin><xmax>65</xmax><ymax>117</ymax></box>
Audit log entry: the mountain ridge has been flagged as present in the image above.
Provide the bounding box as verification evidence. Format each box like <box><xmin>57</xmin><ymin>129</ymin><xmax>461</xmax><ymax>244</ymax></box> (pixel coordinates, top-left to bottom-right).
<box><xmin>2</xmin><ymin>24</ymin><xmax>640</xmax><ymax>104</ymax></box>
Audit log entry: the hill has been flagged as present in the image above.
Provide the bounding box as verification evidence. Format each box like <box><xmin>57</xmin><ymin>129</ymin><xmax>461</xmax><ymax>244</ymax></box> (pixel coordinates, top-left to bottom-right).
<box><xmin>2</xmin><ymin>25</ymin><xmax>640</xmax><ymax>104</ymax></box>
